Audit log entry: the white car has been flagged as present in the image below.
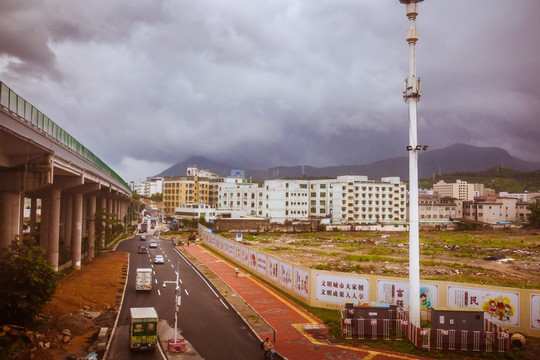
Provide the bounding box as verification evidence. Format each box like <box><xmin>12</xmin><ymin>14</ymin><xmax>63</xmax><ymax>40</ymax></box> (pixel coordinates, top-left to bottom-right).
<box><xmin>149</xmin><ymin>241</ymin><xmax>158</xmax><ymax>248</ymax></box>
<box><xmin>154</xmin><ymin>255</ymin><xmax>164</xmax><ymax>264</ymax></box>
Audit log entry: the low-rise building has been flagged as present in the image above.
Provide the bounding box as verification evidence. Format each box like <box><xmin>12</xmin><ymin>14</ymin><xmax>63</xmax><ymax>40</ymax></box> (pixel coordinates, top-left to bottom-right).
<box><xmin>463</xmin><ymin>197</ymin><xmax>529</xmax><ymax>224</ymax></box>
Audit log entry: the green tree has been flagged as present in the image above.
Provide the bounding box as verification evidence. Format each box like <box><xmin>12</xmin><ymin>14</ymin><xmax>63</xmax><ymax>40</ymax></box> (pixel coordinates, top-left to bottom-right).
<box><xmin>527</xmin><ymin>201</ymin><xmax>540</xmax><ymax>228</ymax></box>
<box><xmin>0</xmin><ymin>240</ymin><xmax>58</xmax><ymax>326</ymax></box>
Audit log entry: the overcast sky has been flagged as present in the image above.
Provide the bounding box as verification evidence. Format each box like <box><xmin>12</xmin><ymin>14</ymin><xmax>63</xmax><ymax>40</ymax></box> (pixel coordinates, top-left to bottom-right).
<box><xmin>1</xmin><ymin>0</ymin><xmax>539</xmax><ymax>183</ymax></box>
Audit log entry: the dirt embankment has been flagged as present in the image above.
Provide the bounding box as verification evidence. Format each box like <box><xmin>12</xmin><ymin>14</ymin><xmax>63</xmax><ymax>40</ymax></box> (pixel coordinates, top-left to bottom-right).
<box><xmin>15</xmin><ymin>252</ymin><xmax>128</xmax><ymax>360</ymax></box>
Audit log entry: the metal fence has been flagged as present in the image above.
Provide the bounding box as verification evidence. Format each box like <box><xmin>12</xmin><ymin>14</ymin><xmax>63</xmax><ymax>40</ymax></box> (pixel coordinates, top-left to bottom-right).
<box><xmin>397</xmin><ymin>308</ymin><xmax>510</xmax><ymax>353</ymax></box>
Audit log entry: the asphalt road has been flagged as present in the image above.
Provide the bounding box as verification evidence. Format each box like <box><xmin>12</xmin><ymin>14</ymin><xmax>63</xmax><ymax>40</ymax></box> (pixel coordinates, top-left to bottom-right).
<box><xmin>107</xmin><ymin>229</ymin><xmax>263</xmax><ymax>359</ymax></box>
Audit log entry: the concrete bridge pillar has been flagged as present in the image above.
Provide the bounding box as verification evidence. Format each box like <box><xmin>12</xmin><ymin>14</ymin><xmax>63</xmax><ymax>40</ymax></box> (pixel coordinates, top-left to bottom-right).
<box><xmin>46</xmin><ymin>189</ymin><xmax>61</xmax><ymax>271</ymax></box>
<box><xmin>0</xmin><ymin>191</ymin><xmax>21</xmax><ymax>252</ymax></box>
<box><xmin>64</xmin><ymin>194</ymin><xmax>73</xmax><ymax>247</ymax></box>
<box><xmin>30</xmin><ymin>197</ymin><xmax>37</xmax><ymax>234</ymax></box>
<box><xmin>100</xmin><ymin>197</ymin><xmax>107</xmax><ymax>247</ymax></box>
<box><xmin>82</xmin><ymin>196</ymin><xmax>87</xmax><ymax>245</ymax></box>
<box><xmin>88</xmin><ymin>195</ymin><xmax>96</xmax><ymax>259</ymax></box>
<box><xmin>40</xmin><ymin>196</ymin><xmax>49</xmax><ymax>252</ymax></box>
<box><xmin>72</xmin><ymin>192</ymin><xmax>83</xmax><ymax>269</ymax></box>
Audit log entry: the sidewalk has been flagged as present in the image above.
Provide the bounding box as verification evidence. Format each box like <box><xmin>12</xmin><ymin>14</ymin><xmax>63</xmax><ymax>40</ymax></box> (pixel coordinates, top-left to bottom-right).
<box><xmin>184</xmin><ymin>244</ymin><xmax>428</xmax><ymax>360</ymax></box>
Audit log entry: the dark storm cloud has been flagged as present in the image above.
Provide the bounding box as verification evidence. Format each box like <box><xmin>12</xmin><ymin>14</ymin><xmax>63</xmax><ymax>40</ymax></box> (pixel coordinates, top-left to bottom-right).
<box><xmin>0</xmin><ymin>0</ymin><xmax>539</xmax><ymax>182</ymax></box>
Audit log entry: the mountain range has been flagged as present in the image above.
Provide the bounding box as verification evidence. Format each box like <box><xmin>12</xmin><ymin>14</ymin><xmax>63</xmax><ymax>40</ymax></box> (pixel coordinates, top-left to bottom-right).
<box><xmin>156</xmin><ymin>143</ymin><xmax>540</xmax><ymax>182</ymax></box>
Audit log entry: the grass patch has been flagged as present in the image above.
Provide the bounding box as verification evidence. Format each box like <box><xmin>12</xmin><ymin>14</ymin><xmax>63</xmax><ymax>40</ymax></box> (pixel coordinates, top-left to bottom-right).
<box><xmin>345</xmin><ymin>254</ymin><xmax>408</xmax><ymax>263</ymax></box>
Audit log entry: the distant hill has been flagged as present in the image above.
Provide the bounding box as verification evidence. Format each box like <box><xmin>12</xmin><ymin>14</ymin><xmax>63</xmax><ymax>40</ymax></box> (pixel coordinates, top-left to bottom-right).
<box><xmin>155</xmin><ymin>143</ymin><xmax>540</xmax><ymax>182</ymax></box>
<box><xmin>419</xmin><ymin>167</ymin><xmax>540</xmax><ymax>193</ymax></box>
<box><xmin>156</xmin><ymin>156</ymin><xmax>234</xmax><ymax>177</ymax></box>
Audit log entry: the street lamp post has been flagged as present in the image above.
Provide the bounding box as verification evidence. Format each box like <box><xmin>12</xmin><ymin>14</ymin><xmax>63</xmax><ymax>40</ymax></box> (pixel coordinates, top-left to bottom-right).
<box><xmin>399</xmin><ymin>0</ymin><xmax>425</xmax><ymax>327</ymax></box>
<box><xmin>163</xmin><ymin>262</ymin><xmax>182</xmax><ymax>344</ymax></box>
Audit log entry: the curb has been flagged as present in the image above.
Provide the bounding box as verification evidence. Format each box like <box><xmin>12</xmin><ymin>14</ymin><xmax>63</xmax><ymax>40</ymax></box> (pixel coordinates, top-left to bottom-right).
<box><xmin>102</xmin><ymin>252</ymin><xmax>130</xmax><ymax>360</ymax></box>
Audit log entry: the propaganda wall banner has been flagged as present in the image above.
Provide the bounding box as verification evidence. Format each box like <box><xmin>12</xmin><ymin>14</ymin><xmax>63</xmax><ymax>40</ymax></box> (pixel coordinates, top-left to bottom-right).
<box><xmin>316</xmin><ymin>274</ymin><xmax>369</xmax><ymax>304</ymax></box>
<box><xmin>294</xmin><ymin>267</ymin><xmax>310</xmax><ymax>298</ymax></box>
<box><xmin>531</xmin><ymin>294</ymin><xmax>540</xmax><ymax>330</ymax></box>
<box><xmin>448</xmin><ymin>286</ymin><xmax>520</xmax><ymax>326</ymax></box>
<box><xmin>377</xmin><ymin>280</ymin><xmax>438</xmax><ymax>310</ymax></box>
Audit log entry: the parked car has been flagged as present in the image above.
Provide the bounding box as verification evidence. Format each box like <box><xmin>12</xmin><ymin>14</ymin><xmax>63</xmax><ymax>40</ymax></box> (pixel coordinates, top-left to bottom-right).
<box><xmin>138</xmin><ymin>246</ymin><xmax>147</xmax><ymax>254</ymax></box>
<box><xmin>149</xmin><ymin>241</ymin><xmax>158</xmax><ymax>248</ymax></box>
<box><xmin>154</xmin><ymin>255</ymin><xmax>164</xmax><ymax>264</ymax></box>
<box><xmin>140</xmin><ymin>235</ymin><xmax>146</xmax><ymax>240</ymax></box>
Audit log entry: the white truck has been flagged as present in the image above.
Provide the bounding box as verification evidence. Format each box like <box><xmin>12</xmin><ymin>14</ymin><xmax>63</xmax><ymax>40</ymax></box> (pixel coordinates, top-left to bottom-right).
<box><xmin>135</xmin><ymin>268</ymin><xmax>152</xmax><ymax>291</ymax></box>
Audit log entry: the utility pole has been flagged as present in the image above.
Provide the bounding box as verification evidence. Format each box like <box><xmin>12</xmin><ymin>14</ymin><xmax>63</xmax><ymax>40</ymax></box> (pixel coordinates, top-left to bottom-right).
<box><xmin>399</xmin><ymin>0</ymin><xmax>427</xmax><ymax>327</ymax></box>
<box><xmin>163</xmin><ymin>261</ymin><xmax>182</xmax><ymax>345</ymax></box>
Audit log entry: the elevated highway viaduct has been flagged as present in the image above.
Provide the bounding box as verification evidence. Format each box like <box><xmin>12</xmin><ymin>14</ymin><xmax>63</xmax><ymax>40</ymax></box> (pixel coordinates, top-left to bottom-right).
<box><xmin>0</xmin><ymin>81</ymin><xmax>132</xmax><ymax>271</ymax></box>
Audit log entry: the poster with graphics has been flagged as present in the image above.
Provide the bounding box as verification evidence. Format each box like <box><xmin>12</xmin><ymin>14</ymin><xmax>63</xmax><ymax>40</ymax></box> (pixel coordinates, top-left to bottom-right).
<box><xmin>248</xmin><ymin>249</ymin><xmax>257</xmax><ymax>269</ymax></box>
<box><xmin>220</xmin><ymin>237</ymin><xmax>226</xmax><ymax>251</ymax></box>
<box><xmin>240</xmin><ymin>246</ymin><xmax>249</xmax><ymax>266</ymax></box>
<box><xmin>228</xmin><ymin>241</ymin><xmax>235</xmax><ymax>258</ymax></box>
<box><xmin>267</xmin><ymin>256</ymin><xmax>279</xmax><ymax>282</ymax></box>
<box><xmin>235</xmin><ymin>243</ymin><xmax>242</xmax><ymax>261</ymax></box>
<box><xmin>209</xmin><ymin>233</ymin><xmax>217</xmax><ymax>247</ymax></box>
<box><xmin>447</xmin><ymin>286</ymin><xmax>519</xmax><ymax>326</ymax></box>
<box><xmin>531</xmin><ymin>294</ymin><xmax>540</xmax><ymax>330</ymax></box>
<box><xmin>377</xmin><ymin>280</ymin><xmax>438</xmax><ymax>310</ymax></box>
<box><xmin>294</xmin><ymin>268</ymin><xmax>310</xmax><ymax>298</ymax></box>
<box><xmin>316</xmin><ymin>274</ymin><xmax>369</xmax><ymax>304</ymax></box>
<box><xmin>279</xmin><ymin>262</ymin><xmax>293</xmax><ymax>289</ymax></box>
<box><xmin>257</xmin><ymin>253</ymin><xmax>267</xmax><ymax>275</ymax></box>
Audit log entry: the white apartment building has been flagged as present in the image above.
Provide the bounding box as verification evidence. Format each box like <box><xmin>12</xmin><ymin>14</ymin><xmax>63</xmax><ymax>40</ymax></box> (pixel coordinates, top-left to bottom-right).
<box><xmin>433</xmin><ymin>180</ymin><xmax>480</xmax><ymax>201</ymax></box>
<box><xmin>216</xmin><ymin>175</ymin><xmax>407</xmax><ymax>225</ymax></box>
<box><xmin>218</xmin><ymin>177</ymin><xmax>262</xmax><ymax>216</ymax></box>
<box><xmin>463</xmin><ymin>198</ymin><xmax>526</xmax><ymax>223</ymax></box>
<box><xmin>263</xmin><ymin>179</ymin><xmax>310</xmax><ymax>222</ymax></box>
<box><xmin>308</xmin><ymin>179</ymin><xmax>336</xmax><ymax>219</ymax></box>
<box><xmin>419</xmin><ymin>200</ymin><xmax>463</xmax><ymax>222</ymax></box>
<box><xmin>499</xmin><ymin>192</ymin><xmax>535</xmax><ymax>203</ymax></box>
<box><xmin>134</xmin><ymin>177</ymin><xmax>163</xmax><ymax>197</ymax></box>
<box><xmin>187</xmin><ymin>165</ymin><xmax>219</xmax><ymax>179</ymax></box>
<box><xmin>331</xmin><ymin>176</ymin><xmax>407</xmax><ymax>224</ymax></box>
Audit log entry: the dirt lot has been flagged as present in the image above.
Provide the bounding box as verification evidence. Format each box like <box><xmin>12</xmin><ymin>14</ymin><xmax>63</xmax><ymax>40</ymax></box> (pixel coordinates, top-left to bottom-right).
<box><xmin>216</xmin><ymin>229</ymin><xmax>540</xmax><ymax>289</ymax></box>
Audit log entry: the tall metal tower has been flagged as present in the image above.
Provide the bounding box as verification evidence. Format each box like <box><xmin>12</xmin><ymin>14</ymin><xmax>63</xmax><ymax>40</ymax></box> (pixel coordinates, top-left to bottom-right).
<box><xmin>399</xmin><ymin>0</ymin><xmax>426</xmax><ymax>327</ymax></box>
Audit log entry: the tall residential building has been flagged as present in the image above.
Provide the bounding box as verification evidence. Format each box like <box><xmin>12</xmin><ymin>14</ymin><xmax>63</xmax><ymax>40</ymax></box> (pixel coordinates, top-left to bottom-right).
<box><xmin>433</xmin><ymin>180</ymin><xmax>478</xmax><ymax>201</ymax></box>
<box><xmin>218</xmin><ymin>177</ymin><xmax>261</xmax><ymax>216</ymax></box>
<box><xmin>133</xmin><ymin>177</ymin><xmax>163</xmax><ymax>197</ymax></box>
<box><xmin>162</xmin><ymin>176</ymin><xmax>222</xmax><ymax>214</ymax></box>
<box><xmin>331</xmin><ymin>176</ymin><xmax>406</xmax><ymax>224</ymax></box>
<box><xmin>263</xmin><ymin>179</ymin><xmax>310</xmax><ymax>223</ymax></box>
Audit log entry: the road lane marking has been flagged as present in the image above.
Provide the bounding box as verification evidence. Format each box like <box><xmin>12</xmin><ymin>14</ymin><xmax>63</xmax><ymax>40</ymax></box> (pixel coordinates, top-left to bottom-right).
<box><xmin>184</xmin><ymin>289</ymin><xmax>189</xmax><ymax>296</ymax></box>
<box><xmin>171</xmin><ymin>264</ymin><xmax>174</xmax><ymax>268</ymax></box>
<box><xmin>176</xmin><ymin>249</ymin><xmax>220</xmax><ymax>298</ymax></box>
<box><xmin>219</xmin><ymin>298</ymin><xmax>229</xmax><ymax>310</ymax></box>
<box><xmin>158</xmin><ymin>289</ymin><xmax>161</xmax><ymax>296</ymax></box>
<box><xmin>155</xmin><ymin>279</ymin><xmax>158</xmax><ymax>284</ymax></box>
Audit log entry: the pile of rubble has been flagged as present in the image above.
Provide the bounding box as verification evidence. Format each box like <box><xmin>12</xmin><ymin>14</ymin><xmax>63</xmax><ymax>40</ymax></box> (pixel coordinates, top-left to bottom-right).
<box><xmin>3</xmin><ymin>307</ymin><xmax>117</xmax><ymax>360</ymax></box>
